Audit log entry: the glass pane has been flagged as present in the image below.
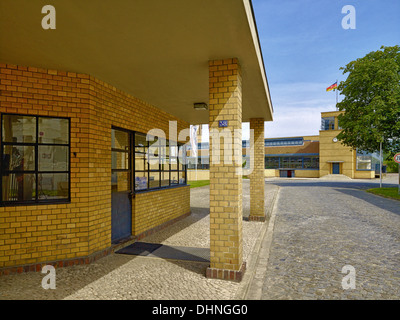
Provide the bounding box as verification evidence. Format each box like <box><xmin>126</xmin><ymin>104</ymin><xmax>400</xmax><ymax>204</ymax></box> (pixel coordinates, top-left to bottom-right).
<box><xmin>135</xmin><ymin>153</ymin><xmax>147</xmax><ymax>171</ymax></box>
<box><xmin>179</xmin><ymin>145</ymin><xmax>187</xmax><ymax>167</ymax></box>
<box><xmin>303</xmin><ymin>158</ymin><xmax>311</xmax><ymax>169</ymax></box>
<box><xmin>357</xmin><ymin>155</ymin><xmax>372</xmax><ymax>170</ymax></box>
<box><xmin>135</xmin><ymin>171</ymin><xmax>148</xmax><ymax>191</ymax></box>
<box><xmin>38</xmin><ymin>118</ymin><xmax>69</xmax><ymax>144</ymax></box>
<box><xmin>149</xmin><ymin>172</ymin><xmax>160</xmax><ymax>189</ymax></box>
<box><xmin>149</xmin><ymin>154</ymin><xmax>160</xmax><ymax>170</ymax></box>
<box><xmin>292</xmin><ymin>157</ymin><xmax>303</xmax><ymax>169</ymax></box>
<box><xmin>281</xmin><ymin>157</ymin><xmax>290</xmax><ymax>168</ymax></box>
<box><xmin>161</xmin><ymin>157</ymin><xmax>170</xmax><ymax>170</ymax></box>
<box><xmin>111</xmin><ymin>129</ymin><xmax>129</xmax><ymax>150</ymax></box>
<box><xmin>148</xmin><ymin>137</ymin><xmax>162</xmax><ymax>170</ymax></box>
<box><xmin>2</xmin><ymin>173</ymin><xmax>36</xmax><ymax>202</ymax></box>
<box><xmin>161</xmin><ymin>171</ymin><xmax>170</xmax><ymax>187</ymax></box>
<box><xmin>171</xmin><ymin>171</ymin><xmax>179</xmax><ymax>185</ymax></box>
<box><xmin>321</xmin><ymin>117</ymin><xmax>335</xmax><ymax>131</ymax></box>
<box><xmin>161</xmin><ymin>141</ymin><xmax>169</xmax><ymax>157</ymax></box>
<box><xmin>170</xmin><ymin>157</ymin><xmax>178</xmax><ymax>170</ymax></box>
<box><xmin>3</xmin><ymin>145</ymin><xmax>35</xmax><ymax>171</ymax></box>
<box><xmin>2</xmin><ymin>115</ymin><xmax>36</xmax><ymax>143</ymax></box>
<box><xmin>38</xmin><ymin>145</ymin><xmax>69</xmax><ymax>171</ymax></box>
<box><xmin>37</xmin><ymin>173</ymin><xmax>69</xmax><ymax>200</ymax></box>
<box><xmin>111</xmin><ymin>171</ymin><xmax>130</xmax><ymax>192</ymax></box>
<box><xmin>111</xmin><ymin>151</ymin><xmax>129</xmax><ymax>170</ymax></box>
<box><xmin>135</xmin><ymin>133</ymin><xmax>147</xmax><ymax>149</ymax></box>
<box><xmin>170</xmin><ymin>145</ymin><xmax>178</xmax><ymax>157</ymax></box>
<box><xmin>179</xmin><ymin>171</ymin><xmax>186</xmax><ymax>185</ymax></box>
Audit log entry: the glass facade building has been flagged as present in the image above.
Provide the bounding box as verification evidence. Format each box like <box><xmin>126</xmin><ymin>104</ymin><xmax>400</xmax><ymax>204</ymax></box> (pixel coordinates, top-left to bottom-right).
<box><xmin>265</xmin><ymin>155</ymin><xmax>319</xmax><ymax>170</ymax></box>
<box><xmin>356</xmin><ymin>150</ymin><xmax>381</xmax><ymax>171</ymax></box>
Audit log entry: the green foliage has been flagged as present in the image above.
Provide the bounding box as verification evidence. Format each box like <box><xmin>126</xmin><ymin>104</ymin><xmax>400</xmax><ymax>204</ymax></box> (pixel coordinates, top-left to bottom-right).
<box><xmin>385</xmin><ymin>156</ymin><xmax>399</xmax><ymax>173</ymax></box>
<box><xmin>336</xmin><ymin>45</ymin><xmax>400</xmax><ymax>155</ymax></box>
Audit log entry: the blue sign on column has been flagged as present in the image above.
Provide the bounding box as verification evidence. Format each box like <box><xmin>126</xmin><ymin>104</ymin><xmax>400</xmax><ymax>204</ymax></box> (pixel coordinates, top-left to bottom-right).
<box><xmin>219</xmin><ymin>120</ymin><xmax>228</xmax><ymax>128</ymax></box>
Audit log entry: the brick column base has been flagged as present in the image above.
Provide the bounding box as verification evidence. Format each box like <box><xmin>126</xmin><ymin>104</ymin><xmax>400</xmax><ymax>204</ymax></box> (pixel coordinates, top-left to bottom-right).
<box><xmin>206</xmin><ymin>262</ymin><xmax>246</xmax><ymax>282</ymax></box>
<box><xmin>248</xmin><ymin>215</ymin><xmax>267</xmax><ymax>222</ymax></box>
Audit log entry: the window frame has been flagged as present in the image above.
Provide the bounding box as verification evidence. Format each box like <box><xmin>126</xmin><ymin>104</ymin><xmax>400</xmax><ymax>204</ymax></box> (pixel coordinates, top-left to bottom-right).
<box><xmin>0</xmin><ymin>113</ymin><xmax>71</xmax><ymax>206</ymax></box>
<box><xmin>133</xmin><ymin>131</ymin><xmax>187</xmax><ymax>194</ymax></box>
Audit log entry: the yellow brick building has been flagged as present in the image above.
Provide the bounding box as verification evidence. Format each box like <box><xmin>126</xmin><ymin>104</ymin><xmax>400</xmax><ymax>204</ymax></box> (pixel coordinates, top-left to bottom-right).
<box><xmin>0</xmin><ymin>0</ymin><xmax>274</xmax><ymax>281</ymax></box>
<box><xmin>188</xmin><ymin>111</ymin><xmax>380</xmax><ymax>180</ymax></box>
<box><xmin>319</xmin><ymin>111</ymin><xmax>377</xmax><ymax>179</ymax></box>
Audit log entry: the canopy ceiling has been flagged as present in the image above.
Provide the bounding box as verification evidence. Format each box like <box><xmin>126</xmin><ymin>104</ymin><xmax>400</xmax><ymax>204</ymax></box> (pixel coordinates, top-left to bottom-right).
<box><xmin>0</xmin><ymin>0</ymin><xmax>273</xmax><ymax>123</ymax></box>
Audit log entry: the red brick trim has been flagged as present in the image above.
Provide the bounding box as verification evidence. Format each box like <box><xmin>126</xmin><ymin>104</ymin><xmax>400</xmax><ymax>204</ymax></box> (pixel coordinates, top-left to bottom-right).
<box><xmin>0</xmin><ymin>247</ymin><xmax>114</xmax><ymax>276</ymax></box>
<box><xmin>206</xmin><ymin>262</ymin><xmax>246</xmax><ymax>282</ymax></box>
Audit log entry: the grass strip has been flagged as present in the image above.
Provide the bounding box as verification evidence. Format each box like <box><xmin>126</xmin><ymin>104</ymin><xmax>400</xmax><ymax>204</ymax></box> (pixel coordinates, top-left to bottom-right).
<box><xmin>366</xmin><ymin>187</ymin><xmax>400</xmax><ymax>201</ymax></box>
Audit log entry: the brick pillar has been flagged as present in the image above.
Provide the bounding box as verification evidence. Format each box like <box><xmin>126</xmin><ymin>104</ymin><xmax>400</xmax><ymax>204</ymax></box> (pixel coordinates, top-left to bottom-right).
<box><xmin>249</xmin><ymin>118</ymin><xmax>266</xmax><ymax>221</ymax></box>
<box><xmin>206</xmin><ymin>58</ymin><xmax>245</xmax><ymax>282</ymax></box>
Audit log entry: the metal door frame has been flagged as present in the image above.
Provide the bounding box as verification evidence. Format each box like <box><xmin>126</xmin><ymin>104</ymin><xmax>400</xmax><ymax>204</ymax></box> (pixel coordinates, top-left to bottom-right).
<box><xmin>111</xmin><ymin>126</ymin><xmax>134</xmax><ymax>243</ymax></box>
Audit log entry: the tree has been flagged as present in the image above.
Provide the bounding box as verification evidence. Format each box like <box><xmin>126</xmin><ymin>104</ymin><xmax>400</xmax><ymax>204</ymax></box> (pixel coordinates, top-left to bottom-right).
<box><xmin>336</xmin><ymin>45</ymin><xmax>400</xmax><ymax>155</ymax></box>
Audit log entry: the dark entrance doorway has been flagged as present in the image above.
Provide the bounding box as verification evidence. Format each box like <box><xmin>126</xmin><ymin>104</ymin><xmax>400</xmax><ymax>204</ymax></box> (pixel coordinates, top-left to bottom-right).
<box><xmin>332</xmin><ymin>163</ymin><xmax>340</xmax><ymax>175</ymax></box>
<box><xmin>111</xmin><ymin>128</ymin><xmax>132</xmax><ymax>243</ymax></box>
<box><xmin>280</xmin><ymin>170</ymin><xmax>295</xmax><ymax>178</ymax></box>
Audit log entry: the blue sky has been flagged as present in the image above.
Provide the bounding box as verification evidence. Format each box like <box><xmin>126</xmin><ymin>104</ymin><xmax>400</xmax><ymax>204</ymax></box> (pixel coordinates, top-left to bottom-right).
<box><xmin>251</xmin><ymin>0</ymin><xmax>400</xmax><ymax>138</ymax></box>
<box><xmin>200</xmin><ymin>0</ymin><xmax>399</xmax><ymax>141</ymax></box>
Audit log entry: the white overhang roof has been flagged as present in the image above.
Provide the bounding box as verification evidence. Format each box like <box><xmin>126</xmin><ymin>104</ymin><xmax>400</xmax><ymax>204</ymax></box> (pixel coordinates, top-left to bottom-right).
<box><xmin>0</xmin><ymin>0</ymin><xmax>273</xmax><ymax>124</ymax></box>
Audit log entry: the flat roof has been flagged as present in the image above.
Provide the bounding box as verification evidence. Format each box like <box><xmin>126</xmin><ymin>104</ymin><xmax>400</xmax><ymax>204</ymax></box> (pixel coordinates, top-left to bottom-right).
<box><xmin>0</xmin><ymin>0</ymin><xmax>273</xmax><ymax>124</ymax></box>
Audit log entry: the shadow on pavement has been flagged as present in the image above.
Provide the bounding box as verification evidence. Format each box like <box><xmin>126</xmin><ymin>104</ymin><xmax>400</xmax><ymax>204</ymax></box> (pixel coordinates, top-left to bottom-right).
<box><xmin>334</xmin><ymin>187</ymin><xmax>400</xmax><ymax>216</ymax></box>
<box><xmin>266</xmin><ymin>180</ymin><xmax>397</xmax><ymax>190</ymax></box>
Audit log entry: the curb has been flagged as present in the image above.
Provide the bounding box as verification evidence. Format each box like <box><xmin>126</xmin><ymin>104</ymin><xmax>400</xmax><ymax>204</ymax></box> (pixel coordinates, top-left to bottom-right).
<box><xmin>234</xmin><ymin>185</ymin><xmax>280</xmax><ymax>300</ymax></box>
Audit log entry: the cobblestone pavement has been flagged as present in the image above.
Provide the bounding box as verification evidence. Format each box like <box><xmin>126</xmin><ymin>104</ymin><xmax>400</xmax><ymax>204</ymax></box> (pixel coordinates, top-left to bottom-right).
<box><xmin>0</xmin><ymin>180</ymin><xmax>278</xmax><ymax>300</ymax></box>
<box><xmin>255</xmin><ymin>177</ymin><xmax>400</xmax><ymax>300</ymax></box>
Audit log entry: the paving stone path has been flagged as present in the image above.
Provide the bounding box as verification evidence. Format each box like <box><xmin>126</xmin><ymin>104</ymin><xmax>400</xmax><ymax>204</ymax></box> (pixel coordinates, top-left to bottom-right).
<box><xmin>258</xmin><ymin>180</ymin><xmax>400</xmax><ymax>300</ymax></box>
<box><xmin>0</xmin><ymin>180</ymin><xmax>277</xmax><ymax>300</ymax></box>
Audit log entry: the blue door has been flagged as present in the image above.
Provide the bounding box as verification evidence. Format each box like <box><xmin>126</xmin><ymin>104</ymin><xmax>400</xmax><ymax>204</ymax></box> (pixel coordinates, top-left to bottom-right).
<box><xmin>111</xmin><ymin>189</ymin><xmax>132</xmax><ymax>243</ymax></box>
<box><xmin>332</xmin><ymin>163</ymin><xmax>340</xmax><ymax>174</ymax></box>
<box><xmin>111</xmin><ymin>128</ymin><xmax>132</xmax><ymax>243</ymax></box>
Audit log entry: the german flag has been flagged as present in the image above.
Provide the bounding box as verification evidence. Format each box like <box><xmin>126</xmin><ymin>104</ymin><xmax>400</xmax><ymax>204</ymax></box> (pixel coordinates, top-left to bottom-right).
<box><xmin>326</xmin><ymin>81</ymin><xmax>338</xmax><ymax>92</ymax></box>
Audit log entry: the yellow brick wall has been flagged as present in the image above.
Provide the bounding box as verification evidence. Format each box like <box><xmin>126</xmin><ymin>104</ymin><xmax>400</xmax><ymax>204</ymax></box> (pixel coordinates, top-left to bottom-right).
<box><xmin>187</xmin><ymin>170</ymin><xmax>210</xmax><ymax>181</ymax></box>
<box><xmin>87</xmin><ymin>73</ymin><xmax>189</xmax><ymax>254</ymax></box>
<box><xmin>319</xmin><ymin>129</ymin><xmax>356</xmax><ymax>178</ymax></box>
<box><xmin>354</xmin><ymin>170</ymin><xmax>375</xmax><ymax>179</ymax></box>
<box><xmin>294</xmin><ymin>170</ymin><xmax>320</xmax><ymax>178</ymax></box>
<box><xmin>264</xmin><ymin>169</ymin><xmax>278</xmax><ymax>177</ymax></box>
<box><xmin>249</xmin><ymin>118</ymin><xmax>265</xmax><ymax>218</ymax></box>
<box><xmin>209</xmin><ymin>58</ymin><xmax>243</xmax><ymax>272</ymax></box>
<box><xmin>0</xmin><ymin>63</ymin><xmax>189</xmax><ymax>268</ymax></box>
<box><xmin>133</xmin><ymin>186</ymin><xmax>190</xmax><ymax>236</ymax></box>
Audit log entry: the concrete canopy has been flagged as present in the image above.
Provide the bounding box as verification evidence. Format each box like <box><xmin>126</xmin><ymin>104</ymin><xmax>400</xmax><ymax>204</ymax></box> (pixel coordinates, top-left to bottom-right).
<box><xmin>0</xmin><ymin>0</ymin><xmax>273</xmax><ymax>124</ymax></box>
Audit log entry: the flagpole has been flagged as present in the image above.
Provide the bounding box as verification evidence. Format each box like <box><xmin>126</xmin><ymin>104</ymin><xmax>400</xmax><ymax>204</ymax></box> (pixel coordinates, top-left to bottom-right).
<box><xmin>335</xmin><ymin>79</ymin><xmax>338</xmax><ymax>110</ymax></box>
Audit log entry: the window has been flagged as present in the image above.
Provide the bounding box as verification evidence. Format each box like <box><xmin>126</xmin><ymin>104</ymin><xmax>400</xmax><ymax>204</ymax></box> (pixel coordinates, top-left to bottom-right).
<box><xmin>1</xmin><ymin>114</ymin><xmax>70</xmax><ymax>205</ymax></box>
<box><xmin>265</xmin><ymin>138</ymin><xmax>303</xmax><ymax>147</ymax></box>
<box><xmin>265</xmin><ymin>156</ymin><xmax>319</xmax><ymax>170</ymax></box>
<box><xmin>111</xmin><ymin>128</ymin><xmax>131</xmax><ymax>192</ymax></box>
<box><xmin>134</xmin><ymin>132</ymin><xmax>187</xmax><ymax>192</ymax></box>
<box><xmin>321</xmin><ymin>117</ymin><xmax>335</xmax><ymax>130</ymax></box>
<box><xmin>265</xmin><ymin>157</ymin><xmax>279</xmax><ymax>169</ymax></box>
<box><xmin>291</xmin><ymin>157</ymin><xmax>303</xmax><ymax>169</ymax></box>
<box><xmin>187</xmin><ymin>156</ymin><xmax>209</xmax><ymax>170</ymax></box>
<box><xmin>356</xmin><ymin>150</ymin><xmax>380</xmax><ymax>171</ymax></box>
<box><xmin>303</xmin><ymin>156</ymin><xmax>319</xmax><ymax>169</ymax></box>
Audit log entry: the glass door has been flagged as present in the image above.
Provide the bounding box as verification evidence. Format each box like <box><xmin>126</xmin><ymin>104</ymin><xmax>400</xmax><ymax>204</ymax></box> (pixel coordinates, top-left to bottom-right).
<box><xmin>111</xmin><ymin>128</ymin><xmax>132</xmax><ymax>243</ymax></box>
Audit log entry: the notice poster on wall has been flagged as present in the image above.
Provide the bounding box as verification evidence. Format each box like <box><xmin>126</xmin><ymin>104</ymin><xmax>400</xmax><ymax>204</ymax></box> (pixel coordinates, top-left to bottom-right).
<box><xmin>135</xmin><ymin>177</ymin><xmax>148</xmax><ymax>190</ymax></box>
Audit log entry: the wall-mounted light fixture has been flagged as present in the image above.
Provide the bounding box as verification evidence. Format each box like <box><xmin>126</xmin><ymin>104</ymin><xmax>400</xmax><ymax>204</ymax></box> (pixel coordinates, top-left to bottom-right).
<box><xmin>194</xmin><ymin>102</ymin><xmax>208</xmax><ymax>110</ymax></box>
